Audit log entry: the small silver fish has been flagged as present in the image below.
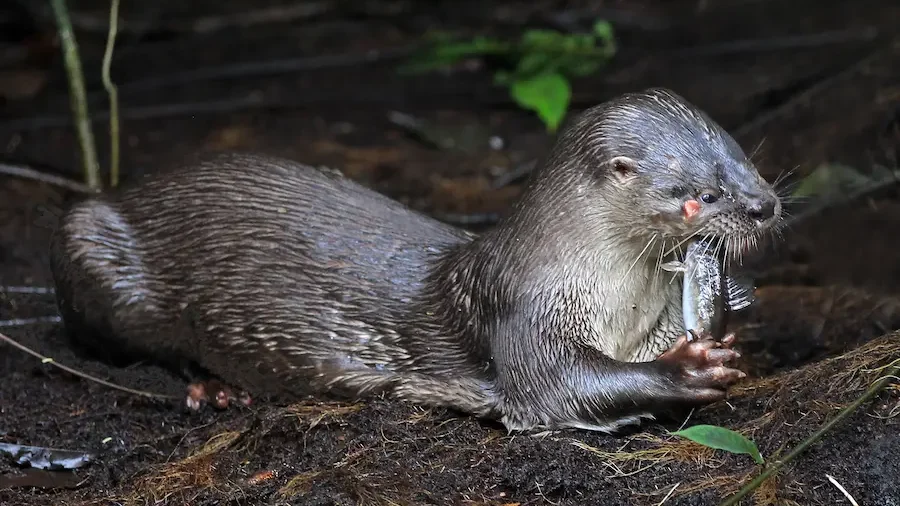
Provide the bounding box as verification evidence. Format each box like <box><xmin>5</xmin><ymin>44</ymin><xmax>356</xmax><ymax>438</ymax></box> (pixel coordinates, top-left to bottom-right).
<box><xmin>662</xmin><ymin>240</ymin><xmax>754</xmax><ymax>341</ymax></box>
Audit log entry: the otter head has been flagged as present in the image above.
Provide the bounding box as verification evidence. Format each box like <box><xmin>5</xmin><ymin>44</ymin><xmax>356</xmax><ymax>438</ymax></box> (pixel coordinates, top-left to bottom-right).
<box><xmin>548</xmin><ymin>87</ymin><xmax>782</xmax><ymax>259</ymax></box>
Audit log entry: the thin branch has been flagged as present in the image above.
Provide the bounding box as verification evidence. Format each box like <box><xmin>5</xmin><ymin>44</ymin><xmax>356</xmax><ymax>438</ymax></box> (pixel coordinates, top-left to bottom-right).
<box><xmin>1</xmin><ymin>95</ymin><xmax>267</xmax><ymax>130</ymax></box>
<box><xmin>491</xmin><ymin>159</ymin><xmax>537</xmax><ymax>189</ymax></box>
<box><xmin>0</xmin><ymin>162</ymin><xmax>96</xmax><ymax>193</ymax></box>
<box><xmin>0</xmin><ymin>316</ymin><xmax>62</xmax><ymax>327</ymax></box>
<box><xmin>720</xmin><ymin>358</ymin><xmax>900</xmax><ymax>506</ymax></box>
<box><xmin>49</xmin><ymin>0</ymin><xmax>101</xmax><ymax>190</ymax></box>
<box><xmin>0</xmin><ymin>330</ymin><xmax>175</xmax><ymax>400</ymax></box>
<box><xmin>190</xmin><ymin>2</ymin><xmax>333</xmax><ymax>33</ymax></box>
<box><xmin>0</xmin><ymin>286</ymin><xmax>56</xmax><ymax>295</ymax></box>
<box><xmin>0</xmin><ymin>48</ymin><xmax>413</xmax><ymax>131</ymax></box>
<box><xmin>782</xmin><ymin>170</ymin><xmax>900</xmax><ymax>228</ymax></box>
<box><xmin>733</xmin><ymin>48</ymin><xmax>883</xmax><ymax>140</ymax></box>
<box><xmin>63</xmin><ymin>1</ymin><xmax>333</xmax><ymax>35</ymax></box>
<box><xmin>101</xmin><ymin>0</ymin><xmax>122</xmax><ymax>187</ymax></box>
<box><xmin>669</xmin><ymin>27</ymin><xmax>879</xmax><ymax>59</ymax></box>
<box><xmin>115</xmin><ymin>47</ymin><xmax>410</xmax><ymax>94</ymax></box>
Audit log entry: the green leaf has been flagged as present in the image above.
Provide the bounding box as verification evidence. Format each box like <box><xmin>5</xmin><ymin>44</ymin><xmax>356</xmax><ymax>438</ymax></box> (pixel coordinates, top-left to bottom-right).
<box><xmin>592</xmin><ymin>20</ymin><xmax>617</xmax><ymax>57</ymax></box>
<box><xmin>521</xmin><ymin>29</ymin><xmax>565</xmax><ymax>49</ymax></box>
<box><xmin>672</xmin><ymin>425</ymin><xmax>764</xmax><ymax>464</ymax></box>
<box><xmin>510</xmin><ymin>72</ymin><xmax>571</xmax><ymax>132</ymax></box>
<box><xmin>570</xmin><ymin>34</ymin><xmax>596</xmax><ymax>50</ymax></box>
<box><xmin>564</xmin><ymin>59</ymin><xmax>602</xmax><ymax>77</ymax></box>
<box><xmin>493</xmin><ymin>70</ymin><xmax>513</xmax><ymax>86</ymax></box>
<box><xmin>515</xmin><ymin>52</ymin><xmax>553</xmax><ymax>77</ymax></box>
<box><xmin>593</xmin><ymin>20</ymin><xmax>614</xmax><ymax>42</ymax></box>
<box><xmin>398</xmin><ymin>37</ymin><xmax>510</xmax><ymax>74</ymax></box>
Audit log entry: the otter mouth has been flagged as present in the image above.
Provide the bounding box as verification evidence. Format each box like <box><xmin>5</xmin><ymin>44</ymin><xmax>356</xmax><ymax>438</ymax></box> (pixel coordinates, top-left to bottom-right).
<box><xmin>664</xmin><ymin>229</ymin><xmax>766</xmax><ymax>268</ymax></box>
<box><xmin>690</xmin><ymin>231</ymin><xmax>768</xmax><ymax>265</ymax></box>
<box><xmin>656</xmin><ymin>203</ymin><xmax>785</xmax><ymax>269</ymax></box>
<box><xmin>687</xmin><ymin>206</ymin><xmax>784</xmax><ymax>263</ymax></box>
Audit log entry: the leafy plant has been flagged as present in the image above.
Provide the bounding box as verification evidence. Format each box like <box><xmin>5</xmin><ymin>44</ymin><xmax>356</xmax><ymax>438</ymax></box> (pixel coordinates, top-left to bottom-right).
<box><xmin>671</xmin><ymin>424</ymin><xmax>764</xmax><ymax>464</ymax></box>
<box><xmin>401</xmin><ymin>21</ymin><xmax>617</xmax><ymax>132</ymax></box>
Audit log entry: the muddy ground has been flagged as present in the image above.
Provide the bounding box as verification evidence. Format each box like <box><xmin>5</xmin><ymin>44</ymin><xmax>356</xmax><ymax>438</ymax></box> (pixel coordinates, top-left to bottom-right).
<box><xmin>1</xmin><ymin>1</ymin><xmax>899</xmax><ymax>505</ymax></box>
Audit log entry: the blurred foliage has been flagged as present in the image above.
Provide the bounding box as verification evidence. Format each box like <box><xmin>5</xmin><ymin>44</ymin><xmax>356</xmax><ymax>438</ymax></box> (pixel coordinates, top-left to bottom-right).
<box><xmin>401</xmin><ymin>20</ymin><xmax>616</xmax><ymax>132</ymax></box>
<box><xmin>791</xmin><ymin>162</ymin><xmax>896</xmax><ymax>199</ymax></box>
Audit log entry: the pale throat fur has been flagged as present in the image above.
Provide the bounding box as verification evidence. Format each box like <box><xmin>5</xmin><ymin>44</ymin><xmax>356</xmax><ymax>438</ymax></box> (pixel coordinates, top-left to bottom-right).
<box><xmin>467</xmin><ymin>155</ymin><xmax>686</xmax><ymax>367</ymax></box>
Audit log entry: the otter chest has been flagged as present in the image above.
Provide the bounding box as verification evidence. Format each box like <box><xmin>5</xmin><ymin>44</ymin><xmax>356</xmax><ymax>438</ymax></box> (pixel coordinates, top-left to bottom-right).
<box><xmin>562</xmin><ymin>270</ymin><xmax>677</xmax><ymax>362</ymax></box>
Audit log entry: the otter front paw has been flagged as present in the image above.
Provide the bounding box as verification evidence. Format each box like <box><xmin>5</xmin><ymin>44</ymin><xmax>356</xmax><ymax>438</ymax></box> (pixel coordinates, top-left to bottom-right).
<box><xmin>185</xmin><ymin>379</ymin><xmax>252</xmax><ymax>411</ymax></box>
<box><xmin>658</xmin><ymin>332</ymin><xmax>745</xmax><ymax>403</ymax></box>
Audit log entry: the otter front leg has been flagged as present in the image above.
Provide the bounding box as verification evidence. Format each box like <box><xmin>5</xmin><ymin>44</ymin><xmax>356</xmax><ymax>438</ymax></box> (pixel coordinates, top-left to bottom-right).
<box><xmin>654</xmin><ymin>331</ymin><xmax>745</xmax><ymax>403</ymax></box>
<box><xmin>494</xmin><ymin>325</ymin><xmax>745</xmax><ymax>432</ymax></box>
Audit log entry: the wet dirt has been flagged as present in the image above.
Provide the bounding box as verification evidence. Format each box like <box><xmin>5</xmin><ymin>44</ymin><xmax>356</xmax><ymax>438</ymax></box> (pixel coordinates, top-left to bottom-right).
<box><xmin>1</xmin><ymin>1</ymin><xmax>898</xmax><ymax>505</ymax></box>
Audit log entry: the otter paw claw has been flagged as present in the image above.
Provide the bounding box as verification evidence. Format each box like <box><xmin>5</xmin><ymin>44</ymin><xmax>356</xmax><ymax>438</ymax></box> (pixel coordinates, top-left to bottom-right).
<box><xmin>719</xmin><ymin>332</ymin><xmax>739</xmax><ymax>349</ymax></box>
<box><xmin>658</xmin><ymin>333</ymin><xmax>745</xmax><ymax>391</ymax></box>
<box><xmin>185</xmin><ymin>379</ymin><xmax>252</xmax><ymax>411</ymax></box>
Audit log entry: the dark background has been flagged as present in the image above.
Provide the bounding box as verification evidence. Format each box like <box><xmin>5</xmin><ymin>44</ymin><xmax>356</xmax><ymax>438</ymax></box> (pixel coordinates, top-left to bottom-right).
<box><xmin>0</xmin><ymin>1</ymin><xmax>898</xmax><ymax>505</ymax></box>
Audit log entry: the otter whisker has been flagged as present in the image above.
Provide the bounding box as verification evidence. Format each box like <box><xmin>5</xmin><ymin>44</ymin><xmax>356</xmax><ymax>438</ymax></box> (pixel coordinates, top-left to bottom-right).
<box><xmin>668</xmin><ymin>231</ymin><xmax>714</xmax><ymax>286</ymax></box>
<box><xmin>724</xmin><ymin>235</ymin><xmax>736</xmax><ymax>269</ymax></box>
<box><xmin>663</xmin><ymin>224</ymin><xmax>709</xmax><ymax>258</ymax></box>
<box><xmin>737</xmin><ymin>235</ymin><xmax>748</xmax><ymax>265</ymax></box>
<box><xmin>772</xmin><ymin>164</ymin><xmax>797</xmax><ymax>188</ymax></box>
<box><xmin>773</xmin><ymin>215</ymin><xmax>790</xmax><ymax>236</ymax></box>
<box><xmin>749</xmin><ymin>137</ymin><xmax>767</xmax><ymax>161</ymax></box>
<box><xmin>732</xmin><ymin>236</ymin><xmax>740</xmax><ymax>266</ymax></box>
<box><xmin>653</xmin><ymin>236</ymin><xmax>667</xmax><ymax>289</ymax></box>
<box><xmin>623</xmin><ymin>234</ymin><xmax>658</xmax><ymax>281</ymax></box>
<box><xmin>777</xmin><ymin>188</ymin><xmax>805</xmax><ymax>199</ymax></box>
<box><xmin>693</xmin><ymin>234</ymin><xmax>717</xmax><ymax>282</ymax></box>
<box><xmin>717</xmin><ymin>235</ymin><xmax>729</xmax><ymax>270</ymax></box>
<box><xmin>768</xmin><ymin>223</ymin><xmax>785</xmax><ymax>243</ymax></box>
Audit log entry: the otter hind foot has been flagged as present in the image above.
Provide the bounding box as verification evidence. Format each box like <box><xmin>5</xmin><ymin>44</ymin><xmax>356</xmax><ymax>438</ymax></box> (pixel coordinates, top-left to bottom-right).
<box><xmin>185</xmin><ymin>379</ymin><xmax>252</xmax><ymax>411</ymax></box>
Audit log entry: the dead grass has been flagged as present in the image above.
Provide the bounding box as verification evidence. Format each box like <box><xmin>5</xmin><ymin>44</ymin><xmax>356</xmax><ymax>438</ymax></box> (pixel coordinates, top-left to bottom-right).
<box><xmin>572</xmin><ymin>332</ymin><xmax>900</xmax><ymax>503</ymax></box>
<box><xmin>634</xmin><ymin>472</ymin><xmax>751</xmax><ymax>500</ymax></box>
<box><xmin>82</xmin><ymin>333</ymin><xmax>898</xmax><ymax>505</ymax></box>
<box><xmin>283</xmin><ymin>399</ymin><xmax>363</xmax><ymax>428</ymax></box>
<box><xmin>125</xmin><ymin>430</ymin><xmax>244</xmax><ymax>504</ymax></box>
<box><xmin>732</xmin><ymin>332</ymin><xmax>900</xmax><ymax>400</ymax></box>
<box><xmin>635</xmin><ymin>471</ymin><xmax>800</xmax><ymax>506</ymax></box>
<box><xmin>276</xmin><ymin>470</ymin><xmax>323</xmax><ymax>497</ymax></box>
<box><xmin>729</xmin><ymin>332</ymin><xmax>900</xmax><ymax>441</ymax></box>
<box><xmin>572</xmin><ymin>433</ymin><xmax>716</xmax><ymax>470</ymax></box>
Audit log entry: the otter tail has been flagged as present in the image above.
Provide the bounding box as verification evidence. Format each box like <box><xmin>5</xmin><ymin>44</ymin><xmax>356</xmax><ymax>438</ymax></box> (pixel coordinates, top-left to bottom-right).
<box><xmin>49</xmin><ymin>198</ymin><xmax>166</xmax><ymax>365</ymax></box>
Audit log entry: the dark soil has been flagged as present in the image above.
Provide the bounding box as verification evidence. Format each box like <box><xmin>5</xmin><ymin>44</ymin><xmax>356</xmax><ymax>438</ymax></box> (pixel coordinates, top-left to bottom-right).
<box><xmin>1</xmin><ymin>1</ymin><xmax>898</xmax><ymax>505</ymax></box>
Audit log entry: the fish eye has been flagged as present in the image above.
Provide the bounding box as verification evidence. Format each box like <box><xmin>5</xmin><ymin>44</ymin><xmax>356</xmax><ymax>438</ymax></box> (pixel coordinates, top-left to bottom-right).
<box><xmin>700</xmin><ymin>192</ymin><xmax>718</xmax><ymax>204</ymax></box>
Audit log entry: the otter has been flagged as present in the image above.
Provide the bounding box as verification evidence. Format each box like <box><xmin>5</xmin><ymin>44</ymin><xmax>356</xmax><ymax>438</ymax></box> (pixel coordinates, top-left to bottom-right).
<box><xmin>49</xmin><ymin>88</ymin><xmax>782</xmax><ymax>432</ymax></box>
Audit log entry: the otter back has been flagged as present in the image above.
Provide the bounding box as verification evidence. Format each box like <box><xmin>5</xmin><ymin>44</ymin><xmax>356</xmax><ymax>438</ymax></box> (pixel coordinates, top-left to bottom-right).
<box><xmin>50</xmin><ymin>153</ymin><xmax>481</xmax><ymax>400</ymax></box>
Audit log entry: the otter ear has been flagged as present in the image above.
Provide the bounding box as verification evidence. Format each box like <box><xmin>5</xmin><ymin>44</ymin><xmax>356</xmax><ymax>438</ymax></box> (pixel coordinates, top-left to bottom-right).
<box><xmin>608</xmin><ymin>156</ymin><xmax>639</xmax><ymax>184</ymax></box>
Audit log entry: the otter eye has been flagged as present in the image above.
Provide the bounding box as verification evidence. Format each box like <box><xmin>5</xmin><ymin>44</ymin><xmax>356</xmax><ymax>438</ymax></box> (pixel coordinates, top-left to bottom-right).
<box><xmin>700</xmin><ymin>192</ymin><xmax>718</xmax><ymax>204</ymax></box>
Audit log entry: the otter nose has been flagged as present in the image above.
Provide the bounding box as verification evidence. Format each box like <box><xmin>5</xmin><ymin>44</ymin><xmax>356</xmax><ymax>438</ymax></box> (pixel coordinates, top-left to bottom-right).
<box><xmin>746</xmin><ymin>196</ymin><xmax>778</xmax><ymax>223</ymax></box>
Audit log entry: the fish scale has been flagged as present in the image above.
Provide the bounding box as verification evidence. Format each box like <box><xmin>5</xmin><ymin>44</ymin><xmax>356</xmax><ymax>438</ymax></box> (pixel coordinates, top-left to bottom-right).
<box><xmin>663</xmin><ymin>239</ymin><xmax>755</xmax><ymax>340</ymax></box>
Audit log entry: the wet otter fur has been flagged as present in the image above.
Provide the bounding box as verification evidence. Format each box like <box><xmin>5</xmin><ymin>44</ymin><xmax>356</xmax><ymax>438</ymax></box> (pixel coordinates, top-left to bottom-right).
<box><xmin>50</xmin><ymin>88</ymin><xmax>782</xmax><ymax>432</ymax></box>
